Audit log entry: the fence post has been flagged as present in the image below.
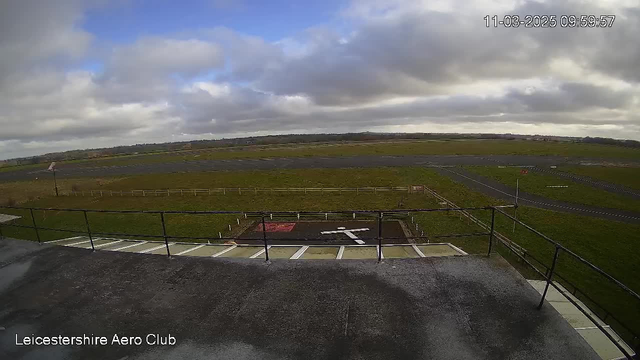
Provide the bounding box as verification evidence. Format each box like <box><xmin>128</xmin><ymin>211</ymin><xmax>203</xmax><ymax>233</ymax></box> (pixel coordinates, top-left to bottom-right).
<box><xmin>538</xmin><ymin>246</ymin><xmax>561</xmax><ymax>309</ymax></box>
<box><xmin>0</xmin><ymin>222</ymin><xmax>4</xmax><ymax>239</ymax></box>
<box><xmin>261</xmin><ymin>214</ymin><xmax>269</xmax><ymax>261</ymax></box>
<box><xmin>377</xmin><ymin>211</ymin><xmax>383</xmax><ymax>262</ymax></box>
<box><xmin>487</xmin><ymin>207</ymin><xmax>496</xmax><ymax>256</ymax></box>
<box><xmin>160</xmin><ymin>212</ymin><xmax>170</xmax><ymax>258</ymax></box>
<box><xmin>83</xmin><ymin>210</ymin><xmax>94</xmax><ymax>251</ymax></box>
<box><xmin>29</xmin><ymin>208</ymin><xmax>41</xmax><ymax>244</ymax></box>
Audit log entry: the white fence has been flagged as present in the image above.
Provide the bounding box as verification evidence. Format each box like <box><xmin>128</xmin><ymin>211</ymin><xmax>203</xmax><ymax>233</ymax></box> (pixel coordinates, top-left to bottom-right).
<box><xmin>65</xmin><ymin>186</ymin><xmax>422</xmax><ymax>197</ymax></box>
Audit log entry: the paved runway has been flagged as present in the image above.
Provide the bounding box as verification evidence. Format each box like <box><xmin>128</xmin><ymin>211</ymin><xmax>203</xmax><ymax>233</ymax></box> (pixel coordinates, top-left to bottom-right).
<box><xmin>3</xmin><ymin>154</ymin><xmax>638</xmax><ymax>182</ymax></box>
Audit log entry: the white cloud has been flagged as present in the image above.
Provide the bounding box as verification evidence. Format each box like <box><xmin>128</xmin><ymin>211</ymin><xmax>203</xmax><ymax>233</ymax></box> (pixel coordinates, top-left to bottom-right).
<box><xmin>1</xmin><ymin>0</ymin><xmax>640</xmax><ymax>159</ymax></box>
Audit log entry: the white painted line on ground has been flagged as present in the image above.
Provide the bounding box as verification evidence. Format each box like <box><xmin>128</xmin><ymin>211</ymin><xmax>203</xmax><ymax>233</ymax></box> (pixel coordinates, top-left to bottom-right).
<box><xmin>175</xmin><ymin>244</ymin><xmax>205</xmax><ymax>256</ymax></box>
<box><xmin>139</xmin><ymin>243</ymin><xmax>172</xmax><ymax>254</ymax></box>
<box><xmin>66</xmin><ymin>240</ymin><xmax>91</xmax><ymax>247</ymax></box>
<box><xmin>250</xmin><ymin>246</ymin><xmax>271</xmax><ymax>259</ymax></box>
<box><xmin>337</xmin><ymin>246</ymin><xmax>345</xmax><ymax>259</ymax></box>
<box><xmin>412</xmin><ymin>244</ymin><xmax>426</xmax><ymax>258</ymax></box>
<box><xmin>112</xmin><ymin>241</ymin><xmax>147</xmax><ymax>251</ymax></box>
<box><xmin>94</xmin><ymin>240</ymin><xmax>124</xmax><ymax>248</ymax></box>
<box><xmin>211</xmin><ymin>245</ymin><xmax>236</xmax><ymax>257</ymax></box>
<box><xmin>447</xmin><ymin>243</ymin><xmax>468</xmax><ymax>255</ymax></box>
<box><xmin>45</xmin><ymin>236</ymin><xmax>84</xmax><ymax>243</ymax></box>
<box><xmin>290</xmin><ymin>246</ymin><xmax>309</xmax><ymax>259</ymax></box>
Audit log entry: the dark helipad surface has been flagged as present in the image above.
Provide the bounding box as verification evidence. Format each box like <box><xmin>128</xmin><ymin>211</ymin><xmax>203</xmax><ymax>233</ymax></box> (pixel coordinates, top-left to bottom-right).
<box><xmin>0</xmin><ymin>237</ymin><xmax>599</xmax><ymax>360</ymax></box>
<box><xmin>237</xmin><ymin>220</ymin><xmax>406</xmax><ymax>245</ymax></box>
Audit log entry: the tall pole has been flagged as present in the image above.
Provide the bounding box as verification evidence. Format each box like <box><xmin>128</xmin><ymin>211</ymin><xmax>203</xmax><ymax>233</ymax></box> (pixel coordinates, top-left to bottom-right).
<box><xmin>53</xmin><ymin>170</ymin><xmax>59</xmax><ymax>197</ymax></box>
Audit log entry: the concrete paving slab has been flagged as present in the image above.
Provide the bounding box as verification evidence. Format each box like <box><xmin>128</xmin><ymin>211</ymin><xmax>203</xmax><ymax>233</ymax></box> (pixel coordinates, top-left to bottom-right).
<box><xmin>383</xmin><ymin>246</ymin><xmax>419</xmax><ymax>258</ymax></box>
<box><xmin>342</xmin><ymin>246</ymin><xmax>378</xmax><ymax>259</ymax></box>
<box><xmin>52</xmin><ymin>237</ymin><xmax>91</xmax><ymax>246</ymax></box>
<box><xmin>147</xmin><ymin>244</ymin><xmax>173</xmax><ymax>255</ymax></box>
<box><xmin>549</xmin><ymin>302</ymin><xmax>597</xmax><ymax>328</ymax></box>
<box><xmin>0</xmin><ymin>237</ymin><xmax>600</xmax><ymax>360</ymax></box>
<box><xmin>417</xmin><ymin>244</ymin><xmax>460</xmax><ymax>257</ymax></box>
<box><xmin>165</xmin><ymin>243</ymin><xmax>201</xmax><ymax>255</ymax></box>
<box><xmin>77</xmin><ymin>239</ymin><xmax>116</xmax><ymax>249</ymax></box>
<box><xmin>527</xmin><ymin>280</ymin><xmax>569</xmax><ymax>302</ymax></box>
<box><xmin>119</xmin><ymin>241</ymin><xmax>163</xmax><ymax>253</ymax></box>
<box><xmin>217</xmin><ymin>246</ymin><xmax>264</xmax><ymax>258</ymax></box>
<box><xmin>577</xmin><ymin>328</ymin><xmax>630</xmax><ymax>360</ymax></box>
<box><xmin>184</xmin><ymin>244</ymin><xmax>230</xmax><ymax>257</ymax></box>
<box><xmin>100</xmin><ymin>239</ymin><xmax>140</xmax><ymax>250</ymax></box>
<box><xmin>262</xmin><ymin>246</ymin><xmax>301</xmax><ymax>259</ymax></box>
<box><xmin>301</xmin><ymin>246</ymin><xmax>339</xmax><ymax>259</ymax></box>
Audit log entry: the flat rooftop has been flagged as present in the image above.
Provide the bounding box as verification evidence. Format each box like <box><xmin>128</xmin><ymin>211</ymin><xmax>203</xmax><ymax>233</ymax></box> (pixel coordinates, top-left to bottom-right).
<box><xmin>0</xmin><ymin>238</ymin><xmax>598</xmax><ymax>360</ymax></box>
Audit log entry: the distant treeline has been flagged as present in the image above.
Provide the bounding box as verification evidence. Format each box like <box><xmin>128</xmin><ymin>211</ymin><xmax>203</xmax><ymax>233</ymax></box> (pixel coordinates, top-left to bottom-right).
<box><xmin>4</xmin><ymin>132</ymin><xmax>639</xmax><ymax>165</ymax></box>
<box><xmin>581</xmin><ymin>137</ymin><xmax>640</xmax><ymax>148</ymax></box>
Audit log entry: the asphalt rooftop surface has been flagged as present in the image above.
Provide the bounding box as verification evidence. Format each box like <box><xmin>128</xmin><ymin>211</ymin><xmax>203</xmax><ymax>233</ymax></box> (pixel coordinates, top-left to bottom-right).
<box><xmin>3</xmin><ymin>154</ymin><xmax>639</xmax><ymax>182</ymax></box>
<box><xmin>435</xmin><ymin>167</ymin><xmax>640</xmax><ymax>224</ymax></box>
<box><xmin>0</xmin><ymin>237</ymin><xmax>599</xmax><ymax>360</ymax></box>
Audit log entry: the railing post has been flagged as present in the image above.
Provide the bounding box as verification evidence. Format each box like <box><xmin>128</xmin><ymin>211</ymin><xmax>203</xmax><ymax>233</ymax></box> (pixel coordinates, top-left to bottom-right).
<box><xmin>487</xmin><ymin>207</ymin><xmax>495</xmax><ymax>256</ymax></box>
<box><xmin>83</xmin><ymin>210</ymin><xmax>94</xmax><ymax>251</ymax></box>
<box><xmin>30</xmin><ymin>208</ymin><xmax>41</xmax><ymax>244</ymax></box>
<box><xmin>160</xmin><ymin>212</ymin><xmax>170</xmax><ymax>258</ymax></box>
<box><xmin>0</xmin><ymin>222</ymin><xmax>4</xmax><ymax>240</ymax></box>
<box><xmin>261</xmin><ymin>214</ymin><xmax>269</xmax><ymax>261</ymax></box>
<box><xmin>538</xmin><ymin>246</ymin><xmax>561</xmax><ymax>309</ymax></box>
<box><xmin>377</xmin><ymin>211</ymin><xmax>383</xmax><ymax>261</ymax></box>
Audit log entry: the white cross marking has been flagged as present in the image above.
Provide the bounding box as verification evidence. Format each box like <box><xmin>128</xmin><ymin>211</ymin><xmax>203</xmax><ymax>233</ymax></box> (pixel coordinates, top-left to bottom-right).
<box><xmin>320</xmin><ymin>227</ymin><xmax>369</xmax><ymax>244</ymax></box>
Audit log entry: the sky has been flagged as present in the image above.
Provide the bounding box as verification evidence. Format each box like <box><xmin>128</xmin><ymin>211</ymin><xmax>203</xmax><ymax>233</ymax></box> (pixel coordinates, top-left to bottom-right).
<box><xmin>1</xmin><ymin>0</ymin><xmax>640</xmax><ymax>160</ymax></box>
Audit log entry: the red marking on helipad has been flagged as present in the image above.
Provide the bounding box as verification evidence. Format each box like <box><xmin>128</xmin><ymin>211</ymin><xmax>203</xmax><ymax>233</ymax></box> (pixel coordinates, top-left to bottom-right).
<box><xmin>254</xmin><ymin>223</ymin><xmax>296</xmax><ymax>232</ymax></box>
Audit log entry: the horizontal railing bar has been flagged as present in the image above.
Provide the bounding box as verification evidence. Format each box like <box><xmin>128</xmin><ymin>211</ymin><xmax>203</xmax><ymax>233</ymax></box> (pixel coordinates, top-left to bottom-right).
<box><xmin>0</xmin><ymin>205</ymin><xmax>495</xmax><ymax>214</ymax></box>
<box><xmin>23</xmin><ymin>226</ymin><xmax>85</xmax><ymax>234</ymax></box>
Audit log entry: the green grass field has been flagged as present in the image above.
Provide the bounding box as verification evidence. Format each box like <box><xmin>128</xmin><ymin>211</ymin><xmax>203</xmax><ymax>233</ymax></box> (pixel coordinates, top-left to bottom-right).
<box><xmin>560</xmin><ymin>166</ymin><xmax>640</xmax><ymax>190</ymax></box>
<box><xmin>3</xmin><ymin>139</ymin><xmax>640</xmax><ymax>173</ymax></box>
<box><xmin>1</xmin><ymin>166</ymin><xmax>639</xmax><ymax>342</ymax></box>
<box><xmin>465</xmin><ymin>166</ymin><xmax>640</xmax><ymax>212</ymax></box>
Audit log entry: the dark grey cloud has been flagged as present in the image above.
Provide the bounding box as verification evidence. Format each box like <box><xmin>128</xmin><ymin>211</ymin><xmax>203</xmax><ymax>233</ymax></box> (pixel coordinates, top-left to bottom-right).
<box><xmin>506</xmin><ymin>83</ymin><xmax>635</xmax><ymax>113</ymax></box>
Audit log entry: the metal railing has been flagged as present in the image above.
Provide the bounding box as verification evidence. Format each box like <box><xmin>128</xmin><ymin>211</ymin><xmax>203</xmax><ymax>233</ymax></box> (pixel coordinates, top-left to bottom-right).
<box><xmin>0</xmin><ymin>205</ymin><xmax>495</xmax><ymax>260</ymax></box>
<box><xmin>0</xmin><ymin>203</ymin><xmax>637</xmax><ymax>358</ymax></box>
<box><xmin>64</xmin><ymin>186</ymin><xmax>418</xmax><ymax>197</ymax></box>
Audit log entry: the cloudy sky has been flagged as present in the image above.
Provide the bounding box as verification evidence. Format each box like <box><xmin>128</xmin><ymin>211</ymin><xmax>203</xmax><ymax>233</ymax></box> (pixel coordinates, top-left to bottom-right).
<box><xmin>1</xmin><ymin>0</ymin><xmax>639</xmax><ymax>159</ymax></box>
